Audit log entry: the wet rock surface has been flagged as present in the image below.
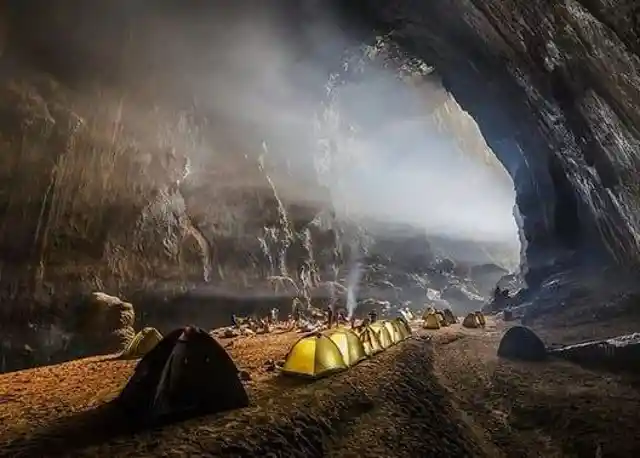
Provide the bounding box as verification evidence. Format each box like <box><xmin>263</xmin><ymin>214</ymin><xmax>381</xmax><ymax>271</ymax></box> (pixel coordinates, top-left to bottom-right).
<box><xmin>347</xmin><ymin>0</ymin><xmax>640</xmax><ymax>282</ymax></box>
<box><xmin>549</xmin><ymin>332</ymin><xmax>640</xmax><ymax>374</ymax></box>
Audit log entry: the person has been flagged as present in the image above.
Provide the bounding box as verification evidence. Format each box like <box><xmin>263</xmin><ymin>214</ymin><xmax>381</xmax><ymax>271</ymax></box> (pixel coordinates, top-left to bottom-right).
<box><xmin>270</xmin><ymin>307</ymin><xmax>279</xmax><ymax>324</ymax></box>
<box><xmin>493</xmin><ymin>285</ymin><xmax>502</xmax><ymax>301</ymax></box>
<box><xmin>326</xmin><ymin>305</ymin><xmax>334</xmax><ymax>328</ymax></box>
<box><xmin>231</xmin><ymin>313</ymin><xmax>239</xmax><ymax>328</ymax></box>
<box><xmin>368</xmin><ymin>310</ymin><xmax>377</xmax><ymax>323</ymax></box>
<box><xmin>292</xmin><ymin>298</ymin><xmax>301</xmax><ymax>322</ymax></box>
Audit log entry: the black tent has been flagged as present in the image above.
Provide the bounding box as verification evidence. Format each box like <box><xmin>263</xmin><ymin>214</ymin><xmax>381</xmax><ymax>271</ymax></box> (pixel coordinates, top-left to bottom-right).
<box><xmin>116</xmin><ymin>326</ymin><xmax>249</xmax><ymax>424</ymax></box>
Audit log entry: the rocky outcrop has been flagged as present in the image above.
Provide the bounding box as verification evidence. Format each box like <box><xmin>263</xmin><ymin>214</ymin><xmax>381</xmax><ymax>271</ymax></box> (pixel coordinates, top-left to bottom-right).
<box><xmin>75</xmin><ymin>292</ymin><xmax>136</xmax><ymax>355</ymax></box>
<box><xmin>345</xmin><ymin>0</ymin><xmax>640</xmax><ymax>287</ymax></box>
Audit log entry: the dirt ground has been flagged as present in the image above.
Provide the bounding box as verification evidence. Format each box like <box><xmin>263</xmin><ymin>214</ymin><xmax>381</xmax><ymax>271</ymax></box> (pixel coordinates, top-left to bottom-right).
<box><xmin>1</xmin><ymin>316</ymin><xmax>639</xmax><ymax>457</ymax></box>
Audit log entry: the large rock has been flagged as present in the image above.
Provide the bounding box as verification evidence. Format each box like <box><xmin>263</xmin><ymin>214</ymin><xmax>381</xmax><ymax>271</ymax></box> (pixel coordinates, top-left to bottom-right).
<box><xmin>76</xmin><ymin>292</ymin><xmax>136</xmax><ymax>355</ymax></box>
<box><xmin>549</xmin><ymin>333</ymin><xmax>640</xmax><ymax>374</ymax></box>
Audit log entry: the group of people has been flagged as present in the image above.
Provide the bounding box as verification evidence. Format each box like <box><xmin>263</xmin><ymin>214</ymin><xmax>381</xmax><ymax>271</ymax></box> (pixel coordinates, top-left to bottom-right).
<box><xmin>229</xmin><ymin>298</ymin><xmax>383</xmax><ymax>333</ymax></box>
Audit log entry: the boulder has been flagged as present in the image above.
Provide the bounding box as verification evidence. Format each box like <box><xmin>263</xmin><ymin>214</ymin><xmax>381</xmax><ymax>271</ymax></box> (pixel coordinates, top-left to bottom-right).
<box><xmin>75</xmin><ymin>292</ymin><xmax>136</xmax><ymax>355</ymax></box>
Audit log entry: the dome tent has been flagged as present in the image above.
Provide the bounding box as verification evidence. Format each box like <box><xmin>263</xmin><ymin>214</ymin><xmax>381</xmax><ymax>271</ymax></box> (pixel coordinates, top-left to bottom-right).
<box><xmin>119</xmin><ymin>327</ymin><xmax>163</xmax><ymax>360</ymax></box>
<box><xmin>383</xmin><ymin>320</ymin><xmax>404</xmax><ymax>344</ymax></box>
<box><xmin>498</xmin><ymin>326</ymin><xmax>547</xmax><ymax>361</ymax></box>
<box><xmin>423</xmin><ymin>313</ymin><xmax>441</xmax><ymax>330</ymax></box>
<box><xmin>443</xmin><ymin>309</ymin><xmax>457</xmax><ymax>325</ymax></box>
<box><xmin>462</xmin><ymin>313</ymin><xmax>481</xmax><ymax>328</ymax></box>
<box><xmin>356</xmin><ymin>326</ymin><xmax>384</xmax><ymax>356</ymax></box>
<box><xmin>393</xmin><ymin>317</ymin><xmax>411</xmax><ymax>339</ymax></box>
<box><xmin>281</xmin><ymin>333</ymin><xmax>348</xmax><ymax>379</ymax></box>
<box><xmin>116</xmin><ymin>326</ymin><xmax>249</xmax><ymax>425</ymax></box>
<box><xmin>325</xmin><ymin>328</ymin><xmax>367</xmax><ymax>366</ymax></box>
<box><xmin>370</xmin><ymin>321</ymin><xmax>394</xmax><ymax>348</ymax></box>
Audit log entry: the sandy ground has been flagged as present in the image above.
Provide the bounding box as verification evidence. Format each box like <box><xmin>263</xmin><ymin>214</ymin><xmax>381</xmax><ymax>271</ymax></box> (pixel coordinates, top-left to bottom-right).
<box><xmin>1</xmin><ymin>317</ymin><xmax>639</xmax><ymax>457</ymax></box>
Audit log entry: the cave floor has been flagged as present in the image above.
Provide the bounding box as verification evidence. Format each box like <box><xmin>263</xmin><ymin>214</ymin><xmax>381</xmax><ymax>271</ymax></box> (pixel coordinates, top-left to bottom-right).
<box><xmin>0</xmin><ymin>317</ymin><xmax>639</xmax><ymax>457</ymax></box>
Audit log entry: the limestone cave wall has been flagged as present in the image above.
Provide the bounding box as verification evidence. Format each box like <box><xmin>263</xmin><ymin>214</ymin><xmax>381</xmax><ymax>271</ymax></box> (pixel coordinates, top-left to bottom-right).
<box><xmin>344</xmin><ymin>0</ymin><xmax>640</xmax><ymax>284</ymax></box>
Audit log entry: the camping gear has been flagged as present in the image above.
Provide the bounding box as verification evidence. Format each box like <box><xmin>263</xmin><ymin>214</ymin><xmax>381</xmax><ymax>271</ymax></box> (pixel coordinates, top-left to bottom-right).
<box><xmin>325</xmin><ymin>328</ymin><xmax>367</xmax><ymax>366</ymax></box>
<box><xmin>422</xmin><ymin>307</ymin><xmax>436</xmax><ymax>320</ymax></box>
<box><xmin>394</xmin><ymin>317</ymin><xmax>412</xmax><ymax>336</ymax></box>
<box><xmin>369</xmin><ymin>321</ymin><xmax>394</xmax><ymax>348</ymax></box>
<box><xmin>423</xmin><ymin>313</ymin><xmax>441</xmax><ymax>330</ymax></box>
<box><xmin>356</xmin><ymin>326</ymin><xmax>383</xmax><ymax>356</ymax></box>
<box><xmin>281</xmin><ymin>333</ymin><xmax>347</xmax><ymax>378</ymax></box>
<box><xmin>435</xmin><ymin>312</ymin><xmax>448</xmax><ymax>327</ymax></box>
<box><xmin>475</xmin><ymin>311</ymin><xmax>487</xmax><ymax>327</ymax></box>
<box><xmin>116</xmin><ymin>326</ymin><xmax>249</xmax><ymax>425</ymax></box>
<box><xmin>443</xmin><ymin>309</ymin><xmax>457</xmax><ymax>325</ymax></box>
<box><xmin>498</xmin><ymin>326</ymin><xmax>546</xmax><ymax>361</ymax></box>
<box><xmin>119</xmin><ymin>327</ymin><xmax>163</xmax><ymax>360</ymax></box>
<box><xmin>383</xmin><ymin>320</ymin><xmax>403</xmax><ymax>344</ymax></box>
<box><xmin>462</xmin><ymin>313</ymin><xmax>481</xmax><ymax>328</ymax></box>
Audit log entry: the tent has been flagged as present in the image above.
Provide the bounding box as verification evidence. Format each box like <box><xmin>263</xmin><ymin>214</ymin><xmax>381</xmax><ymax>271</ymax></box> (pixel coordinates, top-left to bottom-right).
<box><xmin>393</xmin><ymin>319</ymin><xmax>410</xmax><ymax>340</ymax></box>
<box><xmin>119</xmin><ymin>327</ymin><xmax>163</xmax><ymax>360</ymax></box>
<box><xmin>325</xmin><ymin>328</ymin><xmax>367</xmax><ymax>366</ymax></box>
<box><xmin>394</xmin><ymin>317</ymin><xmax>412</xmax><ymax>336</ymax></box>
<box><xmin>498</xmin><ymin>326</ymin><xmax>547</xmax><ymax>361</ymax></box>
<box><xmin>422</xmin><ymin>307</ymin><xmax>435</xmax><ymax>320</ymax></box>
<box><xmin>423</xmin><ymin>313</ymin><xmax>441</xmax><ymax>330</ymax></box>
<box><xmin>462</xmin><ymin>313</ymin><xmax>481</xmax><ymax>328</ymax></box>
<box><xmin>116</xmin><ymin>326</ymin><xmax>249</xmax><ymax>424</ymax></box>
<box><xmin>370</xmin><ymin>322</ymin><xmax>394</xmax><ymax>348</ymax></box>
<box><xmin>435</xmin><ymin>312</ymin><xmax>448</xmax><ymax>327</ymax></box>
<box><xmin>281</xmin><ymin>333</ymin><xmax>348</xmax><ymax>378</ymax></box>
<box><xmin>443</xmin><ymin>309</ymin><xmax>457</xmax><ymax>325</ymax></box>
<box><xmin>356</xmin><ymin>325</ymin><xmax>383</xmax><ymax>356</ymax></box>
<box><xmin>383</xmin><ymin>320</ymin><xmax>403</xmax><ymax>344</ymax></box>
<box><xmin>475</xmin><ymin>311</ymin><xmax>487</xmax><ymax>327</ymax></box>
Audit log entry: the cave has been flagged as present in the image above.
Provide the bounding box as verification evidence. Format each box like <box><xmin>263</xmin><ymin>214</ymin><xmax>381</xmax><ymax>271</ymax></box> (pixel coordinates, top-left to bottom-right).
<box><xmin>1</xmin><ymin>0</ymin><xmax>640</xmax><ymax>373</ymax></box>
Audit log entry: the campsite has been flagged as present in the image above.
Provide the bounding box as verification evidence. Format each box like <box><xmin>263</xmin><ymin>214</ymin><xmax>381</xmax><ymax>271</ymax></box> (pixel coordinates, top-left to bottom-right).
<box><xmin>2</xmin><ymin>307</ymin><xmax>640</xmax><ymax>457</ymax></box>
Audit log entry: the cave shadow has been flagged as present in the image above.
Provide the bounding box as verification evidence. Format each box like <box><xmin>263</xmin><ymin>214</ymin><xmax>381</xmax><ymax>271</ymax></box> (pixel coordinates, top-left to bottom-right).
<box><xmin>3</xmin><ymin>401</ymin><xmax>132</xmax><ymax>457</ymax></box>
<box><xmin>546</xmin><ymin>355</ymin><xmax>640</xmax><ymax>391</ymax></box>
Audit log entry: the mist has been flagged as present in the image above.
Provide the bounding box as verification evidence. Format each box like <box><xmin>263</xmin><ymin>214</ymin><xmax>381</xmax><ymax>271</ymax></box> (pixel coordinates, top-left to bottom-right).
<box><xmin>172</xmin><ymin>6</ymin><xmax>520</xmax><ymax>251</ymax></box>
<box><xmin>11</xmin><ymin>1</ymin><xmax>520</xmax><ymax>261</ymax></box>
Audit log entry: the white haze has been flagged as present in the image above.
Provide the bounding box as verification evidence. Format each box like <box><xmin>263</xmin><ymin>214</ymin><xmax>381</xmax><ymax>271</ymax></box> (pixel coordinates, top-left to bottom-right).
<box><xmin>139</xmin><ymin>5</ymin><xmax>521</xmax><ymax>257</ymax></box>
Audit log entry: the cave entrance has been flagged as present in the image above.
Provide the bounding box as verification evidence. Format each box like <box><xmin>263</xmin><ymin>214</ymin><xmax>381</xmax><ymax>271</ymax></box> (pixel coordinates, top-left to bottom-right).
<box><xmin>315</xmin><ymin>39</ymin><xmax>523</xmax><ymax>280</ymax></box>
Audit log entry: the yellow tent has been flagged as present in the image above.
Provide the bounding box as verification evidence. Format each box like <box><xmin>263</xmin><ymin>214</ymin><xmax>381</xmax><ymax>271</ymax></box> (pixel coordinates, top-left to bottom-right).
<box><xmin>462</xmin><ymin>313</ymin><xmax>481</xmax><ymax>328</ymax></box>
<box><xmin>475</xmin><ymin>311</ymin><xmax>486</xmax><ymax>327</ymax></box>
<box><xmin>443</xmin><ymin>309</ymin><xmax>457</xmax><ymax>325</ymax></box>
<box><xmin>281</xmin><ymin>333</ymin><xmax>348</xmax><ymax>378</ymax></box>
<box><xmin>423</xmin><ymin>312</ymin><xmax>441</xmax><ymax>330</ymax></box>
<box><xmin>383</xmin><ymin>320</ymin><xmax>403</xmax><ymax>344</ymax></box>
<box><xmin>435</xmin><ymin>312</ymin><xmax>448</xmax><ymax>327</ymax></box>
<box><xmin>356</xmin><ymin>325</ymin><xmax>383</xmax><ymax>356</ymax></box>
<box><xmin>370</xmin><ymin>322</ymin><xmax>394</xmax><ymax>348</ymax></box>
<box><xmin>119</xmin><ymin>327</ymin><xmax>163</xmax><ymax>359</ymax></box>
<box><xmin>394</xmin><ymin>317</ymin><xmax>412</xmax><ymax>337</ymax></box>
<box><xmin>422</xmin><ymin>307</ymin><xmax>435</xmax><ymax>320</ymax></box>
<box><xmin>325</xmin><ymin>328</ymin><xmax>367</xmax><ymax>366</ymax></box>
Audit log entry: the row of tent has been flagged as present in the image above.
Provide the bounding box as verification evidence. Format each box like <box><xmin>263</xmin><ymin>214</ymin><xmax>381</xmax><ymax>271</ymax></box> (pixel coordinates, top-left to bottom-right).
<box><xmin>112</xmin><ymin>319</ymin><xmax>413</xmax><ymax>425</ymax></box>
<box><xmin>421</xmin><ymin>308</ymin><xmax>486</xmax><ymax>330</ymax></box>
<box><xmin>280</xmin><ymin>317</ymin><xmax>412</xmax><ymax>379</ymax></box>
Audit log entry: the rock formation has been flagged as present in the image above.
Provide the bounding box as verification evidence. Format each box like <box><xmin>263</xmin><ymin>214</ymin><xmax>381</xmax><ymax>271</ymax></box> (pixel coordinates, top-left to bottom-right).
<box><xmin>2</xmin><ymin>1</ymin><xmax>639</xmax><ymax>368</ymax></box>
<box><xmin>341</xmin><ymin>0</ymin><xmax>640</xmax><ymax>287</ymax></box>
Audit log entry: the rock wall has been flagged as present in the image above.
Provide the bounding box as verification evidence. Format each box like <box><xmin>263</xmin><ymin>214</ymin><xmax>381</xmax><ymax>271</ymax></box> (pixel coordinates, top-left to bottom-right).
<box><xmin>345</xmin><ymin>0</ymin><xmax>640</xmax><ymax>284</ymax></box>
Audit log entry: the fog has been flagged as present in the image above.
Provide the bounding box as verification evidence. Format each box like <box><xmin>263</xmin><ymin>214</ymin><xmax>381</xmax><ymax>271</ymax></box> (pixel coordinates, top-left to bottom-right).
<box><xmin>174</xmin><ymin>7</ymin><xmax>520</xmax><ymax>252</ymax></box>
<box><xmin>13</xmin><ymin>1</ymin><xmax>520</xmax><ymax>262</ymax></box>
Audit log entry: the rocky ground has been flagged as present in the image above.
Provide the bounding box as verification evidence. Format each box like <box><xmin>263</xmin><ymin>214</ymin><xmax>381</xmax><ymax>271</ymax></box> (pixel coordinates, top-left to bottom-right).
<box><xmin>1</xmin><ymin>308</ymin><xmax>639</xmax><ymax>457</ymax></box>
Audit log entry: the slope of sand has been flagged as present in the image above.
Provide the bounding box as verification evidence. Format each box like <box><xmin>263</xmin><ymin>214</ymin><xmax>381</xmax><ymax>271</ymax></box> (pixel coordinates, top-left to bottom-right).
<box><xmin>1</xmin><ymin>318</ymin><xmax>639</xmax><ymax>457</ymax></box>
